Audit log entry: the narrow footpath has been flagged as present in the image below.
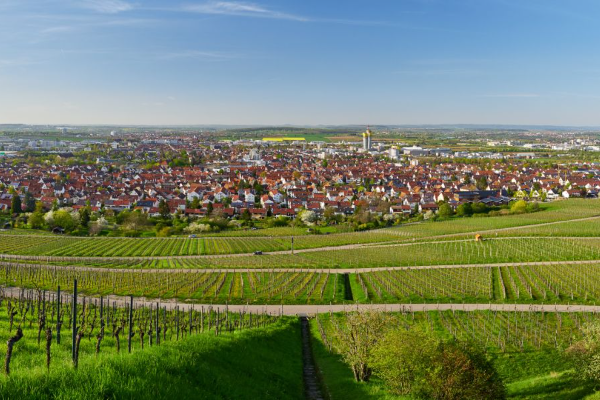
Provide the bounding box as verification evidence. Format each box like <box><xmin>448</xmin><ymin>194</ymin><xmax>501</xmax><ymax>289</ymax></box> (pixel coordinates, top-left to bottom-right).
<box><xmin>300</xmin><ymin>316</ymin><xmax>325</xmax><ymax>400</ymax></box>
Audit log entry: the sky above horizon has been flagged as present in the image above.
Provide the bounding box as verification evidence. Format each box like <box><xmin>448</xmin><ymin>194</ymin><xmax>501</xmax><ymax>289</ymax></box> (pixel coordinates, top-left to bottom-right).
<box><xmin>1</xmin><ymin>0</ymin><xmax>600</xmax><ymax>126</ymax></box>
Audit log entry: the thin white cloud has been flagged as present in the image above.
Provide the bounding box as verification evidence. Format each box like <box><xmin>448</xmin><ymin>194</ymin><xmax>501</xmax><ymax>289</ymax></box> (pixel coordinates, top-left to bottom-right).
<box><xmin>40</xmin><ymin>26</ymin><xmax>74</xmax><ymax>34</ymax></box>
<box><xmin>476</xmin><ymin>93</ymin><xmax>540</xmax><ymax>98</ymax></box>
<box><xmin>80</xmin><ymin>0</ymin><xmax>134</xmax><ymax>14</ymax></box>
<box><xmin>394</xmin><ymin>69</ymin><xmax>483</xmax><ymax>76</ymax></box>
<box><xmin>182</xmin><ymin>1</ymin><xmax>308</xmax><ymax>21</ymax></box>
<box><xmin>158</xmin><ymin>50</ymin><xmax>240</xmax><ymax>61</ymax></box>
<box><xmin>0</xmin><ymin>58</ymin><xmax>40</xmax><ymax>67</ymax></box>
<box><xmin>554</xmin><ymin>92</ymin><xmax>600</xmax><ymax>100</ymax></box>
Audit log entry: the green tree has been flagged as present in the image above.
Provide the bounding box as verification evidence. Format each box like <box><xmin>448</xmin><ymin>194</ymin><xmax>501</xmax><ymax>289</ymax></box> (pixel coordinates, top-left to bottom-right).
<box><xmin>10</xmin><ymin>195</ymin><xmax>22</xmax><ymax>215</ymax></box>
<box><xmin>206</xmin><ymin>202</ymin><xmax>214</xmax><ymax>217</ymax></box>
<box><xmin>333</xmin><ymin>311</ymin><xmax>389</xmax><ymax>382</ymax></box>
<box><xmin>53</xmin><ymin>210</ymin><xmax>77</xmax><ymax>232</ymax></box>
<box><xmin>28</xmin><ymin>202</ymin><xmax>45</xmax><ymax>229</ymax></box>
<box><xmin>241</xmin><ymin>208</ymin><xmax>251</xmax><ymax>222</ymax></box>
<box><xmin>23</xmin><ymin>192</ymin><xmax>36</xmax><ymax>212</ymax></box>
<box><xmin>371</xmin><ymin>329</ymin><xmax>506</xmax><ymax>399</ymax></box>
<box><xmin>568</xmin><ymin>320</ymin><xmax>600</xmax><ymax>383</ymax></box>
<box><xmin>158</xmin><ymin>199</ymin><xmax>171</xmax><ymax>219</ymax></box>
<box><xmin>124</xmin><ymin>211</ymin><xmax>149</xmax><ymax>233</ymax></box>
<box><xmin>476</xmin><ymin>176</ymin><xmax>488</xmax><ymax>190</ymax></box>
<box><xmin>323</xmin><ymin>206</ymin><xmax>336</xmax><ymax>223</ymax></box>
<box><xmin>438</xmin><ymin>202</ymin><xmax>454</xmax><ymax>218</ymax></box>
<box><xmin>456</xmin><ymin>202</ymin><xmax>473</xmax><ymax>216</ymax></box>
<box><xmin>190</xmin><ymin>197</ymin><xmax>201</xmax><ymax>209</ymax></box>
<box><xmin>79</xmin><ymin>207</ymin><xmax>91</xmax><ymax>227</ymax></box>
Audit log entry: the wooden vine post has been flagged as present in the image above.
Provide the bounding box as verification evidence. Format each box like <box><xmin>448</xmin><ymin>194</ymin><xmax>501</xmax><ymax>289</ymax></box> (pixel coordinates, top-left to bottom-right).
<box><xmin>56</xmin><ymin>285</ymin><xmax>61</xmax><ymax>344</ymax></box>
<box><xmin>72</xmin><ymin>279</ymin><xmax>77</xmax><ymax>365</ymax></box>
<box><xmin>128</xmin><ymin>296</ymin><xmax>133</xmax><ymax>353</ymax></box>
<box><xmin>155</xmin><ymin>302</ymin><xmax>160</xmax><ymax>345</ymax></box>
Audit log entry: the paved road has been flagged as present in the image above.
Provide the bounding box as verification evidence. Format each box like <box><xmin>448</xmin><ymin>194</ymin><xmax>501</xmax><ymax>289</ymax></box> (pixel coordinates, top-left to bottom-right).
<box><xmin>3</xmin><ymin>258</ymin><xmax>600</xmax><ymax>275</ymax></box>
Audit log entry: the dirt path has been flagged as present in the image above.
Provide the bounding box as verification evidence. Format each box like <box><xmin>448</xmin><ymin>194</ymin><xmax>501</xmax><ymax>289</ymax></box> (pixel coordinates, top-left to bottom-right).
<box><xmin>2</xmin><ymin>286</ymin><xmax>599</xmax><ymax>315</ymax></box>
<box><xmin>301</xmin><ymin>316</ymin><xmax>325</xmax><ymax>400</ymax></box>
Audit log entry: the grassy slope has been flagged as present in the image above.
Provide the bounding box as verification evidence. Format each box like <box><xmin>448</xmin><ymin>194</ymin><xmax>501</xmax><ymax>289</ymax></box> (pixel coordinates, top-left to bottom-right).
<box><xmin>310</xmin><ymin>319</ymin><xmax>599</xmax><ymax>399</ymax></box>
<box><xmin>0</xmin><ymin>319</ymin><xmax>303</xmax><ymax>400</ymax></box>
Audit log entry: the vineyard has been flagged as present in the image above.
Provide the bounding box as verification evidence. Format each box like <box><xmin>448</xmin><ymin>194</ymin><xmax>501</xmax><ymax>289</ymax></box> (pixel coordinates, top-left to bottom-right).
<box><xmin>0</xmin><ymin>264</ymin><xmax>344</xmax><ymax>304</ymax></box>
<box><xmin>310</xmin><ymin>309</ymin><xmax>599</xmax><ymax>399</ymax></box>
<box><xmin>314</xmin><ymin>309</ymin><xmax>594</xmax><ymax>354</ymax></box>
<box><xmin>6</xmin><ymin>261</ymin><xmax>600</xmax><ymax>305</ymax></box>
<box><xmin>0</xmin><ymin>229</ymin><xmax>406</xmax><ymax>257</ymax></box>
<box><xmin>0</xmin><ymin>285</ymin><xmax>283</xmax><ymax>377</ymax></box>
<box><xmin>1</xmin><ymin>199</ymin><xmax>600</xmax><ymax>259</ymax></box>
<box><xmin>0</xmin><ymin>199</ymin><xmax>599</xmax><ymax>397</ymax></box>
<box><xmin>3</xmin><ymin>236</ymin><xmax>600</xmax><ymax>271</ymax></box>
<box><xmin>352</xmin><ymin>262</ymin><xmax>600</xmax><ymax>304</ymax></box>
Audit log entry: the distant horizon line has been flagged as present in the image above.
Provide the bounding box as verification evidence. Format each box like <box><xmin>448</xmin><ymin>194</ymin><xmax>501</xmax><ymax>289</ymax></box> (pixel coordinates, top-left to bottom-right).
<box><xmin>2</xmin><ymin>123</ymin><xmax>600</xmax><ymax>130</ymax></box>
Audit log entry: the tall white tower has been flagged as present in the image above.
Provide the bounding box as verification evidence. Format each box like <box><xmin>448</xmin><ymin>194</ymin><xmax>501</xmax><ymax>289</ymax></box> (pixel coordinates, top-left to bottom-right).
<box><xmin>364</xmin><ymin>126</ymin><xmax>372</xmax><ymax>150</ymax></box>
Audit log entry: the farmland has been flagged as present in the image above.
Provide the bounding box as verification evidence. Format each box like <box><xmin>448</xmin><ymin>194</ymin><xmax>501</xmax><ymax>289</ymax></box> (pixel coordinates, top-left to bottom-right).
<box><xmin>2</xmin><ymin>199</ymin><xmax>600</xmax><ymax>398</ymax></box>
<box><xmin>8</xmin><ymin>260</ymin><xmax>600</xmax><ymax>305</ymax></box>
<box><xmin>4</xmin><ymin>236</ymin><xmax>600</xmax><ymax>272</ymax></box>
<box><xmin>2</xmin><ymin>199</ymin><xmax>600</xmax><ymax>258</ymax></box>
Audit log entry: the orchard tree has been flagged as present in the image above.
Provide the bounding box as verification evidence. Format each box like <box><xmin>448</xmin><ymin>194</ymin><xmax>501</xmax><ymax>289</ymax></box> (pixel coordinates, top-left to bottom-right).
<box><xmin>334</xmin><ymin>311</ymin><xmax>389</xmax><ymax>382</ymax></box>
<box><xmin>299</xmin><ymin>210</ymin><xmax>318</xmax><ymax>225</ymax></box>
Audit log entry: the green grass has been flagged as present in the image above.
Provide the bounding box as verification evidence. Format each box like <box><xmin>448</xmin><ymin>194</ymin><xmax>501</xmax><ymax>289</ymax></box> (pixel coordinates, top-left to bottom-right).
<box><xmin>0</xmin><ymin>318</ymin><xmax>303</xmax><ymax>400</ymax></box>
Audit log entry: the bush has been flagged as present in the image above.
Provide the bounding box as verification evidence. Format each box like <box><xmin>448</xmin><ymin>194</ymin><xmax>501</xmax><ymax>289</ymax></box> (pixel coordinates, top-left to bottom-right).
<box><xmin>370</xmin><ymin>329</ymin><xmax>438</xmax><ymax>395</ymax></box>
<box><xmin>567</xmin><ymin>320</ymin><xmax>600</xmax><ymax>383</ymax></box>
<box><xmin>427</xmin><ymin>342</ymin><xmax>505</xmax><ymax>400</ymax></box>
<box><xmin>456</xmin><ymin>203</ymin><xmax>473</xmax><ymax>217</ymax></box>
<box><xmin>156</xmin><ymin>227</ymin><xmax>172</xmax><ymax>237</ymax></box>
<box><xmin>510</xmin><ymin>200</ymin><xmax>527</xmax><ymax>214</ymax></box>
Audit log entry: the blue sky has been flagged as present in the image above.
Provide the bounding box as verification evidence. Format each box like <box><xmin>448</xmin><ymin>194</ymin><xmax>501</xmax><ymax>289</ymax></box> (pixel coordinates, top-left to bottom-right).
<box><xmin>1</xmin><ymin>0</ymin><xmax>600</xmax><ymax>126</ymax></box>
